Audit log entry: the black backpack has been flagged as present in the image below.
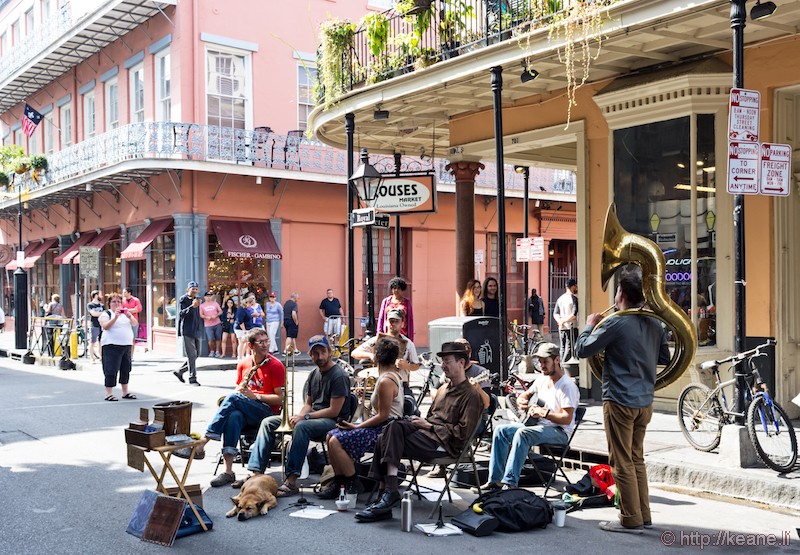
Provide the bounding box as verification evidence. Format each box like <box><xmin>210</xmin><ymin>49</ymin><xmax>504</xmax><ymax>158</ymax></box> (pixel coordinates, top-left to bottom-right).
<box><xmin>473</xmin><ymin>488</ymin><xmax>553</xmax><ymax>532</ymax></box>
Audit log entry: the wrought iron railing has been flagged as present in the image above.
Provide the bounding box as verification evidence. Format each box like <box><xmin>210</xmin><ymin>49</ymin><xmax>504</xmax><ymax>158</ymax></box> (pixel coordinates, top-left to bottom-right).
<box><xmin>317</xmin><ymin>0</ymin><xmax>585</xmax><ymax>105</ymax></box>
<box><xmin>0</xmin><ymin>3</ymin><xmax>72</xmax><ymax>84</ymax></box>
<box><xmin>2</xmin><ymin>121</ymin><xmax>573</xmax><ymax>202</ymax></box>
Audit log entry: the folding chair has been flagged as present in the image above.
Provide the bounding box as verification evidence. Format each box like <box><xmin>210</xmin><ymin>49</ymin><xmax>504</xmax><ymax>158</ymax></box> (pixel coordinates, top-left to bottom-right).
<box><xmin>406</xmin><ymin>413</ymin><xmax>489</xmax><ymax>518</ymax></box>
<box><xmin>533</xmin><ymin>405</ymin><xmax>586</xmax><ymax>497</ymax></box>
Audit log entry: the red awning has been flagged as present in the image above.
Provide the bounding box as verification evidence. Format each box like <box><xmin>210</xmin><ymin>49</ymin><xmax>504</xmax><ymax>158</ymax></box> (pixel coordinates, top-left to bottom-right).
<box><xmin>212</xmin><ymin>219</ymin><xmax>282</xmax><ymax>260</ymax></box>
<box><xmin>120</xmin><ymin>219</ymin><xmax>171</xmax><ymax>260</ymax></box>
<box><xmin>21</xmin><ymin>237</ymin><xmax>58</xmax><ymax>269</ymax></box>
<box><xmin>73</xmin><ymin>228</ymin><xmax>119</xmax><ymax>264</ymax></box>
<box><xmin>54</xmin><ymin>232</ymin><xmax>96</xmax><ymax>265</ymax></box>
<box><xmin>5</xmin><ymin>243</ymin><xmax>37</xmax><ymax>271</ymax></box>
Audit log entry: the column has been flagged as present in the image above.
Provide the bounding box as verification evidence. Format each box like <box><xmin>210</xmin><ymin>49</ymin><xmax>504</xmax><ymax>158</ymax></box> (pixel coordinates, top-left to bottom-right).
<box><xmin>173</xmin><ymin>213</ymin><xmax>194</xmax><ymax>356</ymax></box>
<box><xmin>194</xmin><ymin>214</ymin><xmax>208</xmax><ymax>290</ymax></box>
<box><xmin>58</xmin><ymin>234</ymin><xmax>73</xmax><ymax>317</ymax></box>
<box><xmin>446</xmin><ymin>161</ymin><xmax>485</xmax><ymax>296</ymax></box>
<box><xmin>270</xmin><ymin>218</ymin><xmax>282</xmax><ymax>347</ymax></box>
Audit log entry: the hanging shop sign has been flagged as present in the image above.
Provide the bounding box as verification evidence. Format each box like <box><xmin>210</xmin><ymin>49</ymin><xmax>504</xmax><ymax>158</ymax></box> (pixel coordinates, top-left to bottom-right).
<box><xmin>371</xmin><ymin>175</ymin><xmax>436</xmax><ymax>214</ymax></box>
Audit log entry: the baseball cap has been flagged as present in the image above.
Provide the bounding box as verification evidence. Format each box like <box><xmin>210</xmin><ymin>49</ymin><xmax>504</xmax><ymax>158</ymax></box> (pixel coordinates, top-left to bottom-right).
<box><xmin>566</xmin><ymin>278</ymin><xmax>577</xmax><ymax>287</ymax></box>
<box><xmin>269</xmin><ymin>291</ymin><xmax>277</xmax><ymax>297</ymax></box>
<box><xmin>533</xmin><ymin>342</ymin><xmax>561</xmax><ymax>359</ymax></box>
<box><xmin>204</xmin><ymin>290</ymin><xmax>214</xmax><ymax>296</ymax></box>
<box><xmin>187</xmin><ymin>281</ymin><xmax>199</xmax><ymax>289</ymax></box>
<box><xmin>308</xmin><ymin>334</ymin><xmax>330</xmax><ymax>350</ymax></box>
<box><xmin>437</xmin><ymin>341</ymin><xmax>469</xmax><ymax>358</ymax></box>
<box><xmin>387</xmin><ymin>307</ymin><xmax>405</xmax><ymax>320</ymax></box>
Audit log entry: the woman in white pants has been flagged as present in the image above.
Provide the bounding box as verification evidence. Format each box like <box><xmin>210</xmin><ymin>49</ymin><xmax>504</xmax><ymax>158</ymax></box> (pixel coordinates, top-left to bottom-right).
<box><xmin>264</xmin><ymin>292</ymin><xmax>284</xmax><ymax>353</ymax></box>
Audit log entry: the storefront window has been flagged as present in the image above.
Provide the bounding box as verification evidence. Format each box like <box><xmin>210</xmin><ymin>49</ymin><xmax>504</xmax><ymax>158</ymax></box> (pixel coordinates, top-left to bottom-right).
<box><xmin>101</xmin><ymin>239</ymin><xmax>122</xmax><ymax>293</ymax></box>
<box><xmin>152</xmin><ymin>233</ymin><xmax>176</xmax><ymax>328</ymax></box>
<box><xmin>614</xmin><ymin>114</ymin><xmax>717</xmax><ymax>346</ymax></box>
<box><xmin>208</xmin><ymin>235</ymin><xmax>271</xmax><ymax>309</ymax></box>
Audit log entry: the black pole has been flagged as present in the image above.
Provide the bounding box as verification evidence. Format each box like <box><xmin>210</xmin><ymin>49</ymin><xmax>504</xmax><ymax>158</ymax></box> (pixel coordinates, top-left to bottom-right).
<box><xmin>14</xmin><ymin>189</ymin><xmax>27</xmax><ymax>350</ymax></box>
<box><xmin>730</xmin><ymin>0</ymin><xmax>747</xmax><ymax>424</ymax></box>
<box><xmin>362</xmin><ymin>149</ymin><xmax>376</xmax><ymax>337</ymax></box>
<box><xmin>522</xmin><ymin>167</ymin><xmax>530</xmax><ymax>327</ymax></box>
<box><xmin>491</xmin><ymin>66</ymin><xmax>509</xmax><ymax>381</ymax></box>
<box><xmin>345</xmin><ymin>113</ymin><xmax>355</xmax><ymax>357</ymax></box>
<box><xmin>393</xmin><ymin>152</ymin><xmax>402</xmax><ymax>276</ymax></box>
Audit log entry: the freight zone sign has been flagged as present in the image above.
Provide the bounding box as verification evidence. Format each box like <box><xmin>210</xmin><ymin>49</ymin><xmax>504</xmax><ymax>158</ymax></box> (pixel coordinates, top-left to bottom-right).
<box><xmin>759</xmin><ymin>143</ymin><xmax>791</xmax><ymax>196</ymax></box>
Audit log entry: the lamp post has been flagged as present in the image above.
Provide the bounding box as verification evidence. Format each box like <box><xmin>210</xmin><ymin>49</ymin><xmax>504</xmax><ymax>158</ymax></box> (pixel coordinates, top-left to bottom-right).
<box><xmin>515</xmin><ymin>166</ymin><xmax>530</xmax><ymax>327</ymax></box>
<box><xmin>349</xmin><ymin>148</ymin><xmax>383</xmax><ymax>336</ymax></box>
<box><xmin>14</xmin><ymin>187</ymin><xmax>28</xmax><ymax>350</ymax></box>
<box><xmin>729</xmin><ymin>0</ymin><xmax>776</xmax><ymax>423</ymax></box>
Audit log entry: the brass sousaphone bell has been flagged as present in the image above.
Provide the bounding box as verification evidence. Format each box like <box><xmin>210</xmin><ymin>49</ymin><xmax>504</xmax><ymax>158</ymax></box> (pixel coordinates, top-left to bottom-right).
<box><xmin>588</xmin><ymin>204</ymin><xmax>698</xmax><ymax>390</ymax></box>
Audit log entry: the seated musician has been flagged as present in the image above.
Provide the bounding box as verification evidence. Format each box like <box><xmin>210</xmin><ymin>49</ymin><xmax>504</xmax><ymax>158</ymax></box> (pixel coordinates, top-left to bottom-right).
<box><xmin>174</xmin><ymin>328</ymin><xmax>284</xmax><ymax>489</ymax></box>
<box><xmin>482</xmin><ymin>342</ymin><xmax>579</xmax><ymax>491</ymax></box>
<box><xmin>351</xmin><ymin>307</ymin><xmax>419</xmax><ymax>396</ymax></box>
<box><xmin>355</xmin><ymin>341</ymin><xmax>484</xmax><ymax>522</ymax></box>
<box><xmin>317</xmin><ymin>336</ymin><xmax>405</xmax><ymax>499</ymax></box>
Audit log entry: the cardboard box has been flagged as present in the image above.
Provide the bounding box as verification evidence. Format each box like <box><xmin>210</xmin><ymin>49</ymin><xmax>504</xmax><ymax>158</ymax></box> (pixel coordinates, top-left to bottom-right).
<box><xmin>165</xmin><ymin>484</ymin><xmax>203</xmax><ymax>508</ymax></box>
<box><xmin>125</xmin><ymin>428</ymin><xmax>166</xmax><ymax>449</ymax></box>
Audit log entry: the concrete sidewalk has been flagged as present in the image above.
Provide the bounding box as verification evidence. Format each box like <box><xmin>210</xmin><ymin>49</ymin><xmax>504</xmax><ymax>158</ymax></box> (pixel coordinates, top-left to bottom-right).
<box><xmin>1</xmin><ymin>331</ymin><xmax>798</xmax><ymax>510</ymax></box>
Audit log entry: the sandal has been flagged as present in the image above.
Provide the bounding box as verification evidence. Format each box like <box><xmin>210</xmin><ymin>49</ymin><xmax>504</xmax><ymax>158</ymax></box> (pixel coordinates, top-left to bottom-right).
<box><xmin>122</xmin><ymin>393</ymin><xmax>137</xmax><ymax>399</ymax></box>
<box><xmin>104</xmin><ymin>395</ymin><xmax>119</xmax><ymax>402</ymax></box>
<box><xmin>276</xmin><ymin>482</ymin><xmax>299</xmax><ymax>498</ymax></box>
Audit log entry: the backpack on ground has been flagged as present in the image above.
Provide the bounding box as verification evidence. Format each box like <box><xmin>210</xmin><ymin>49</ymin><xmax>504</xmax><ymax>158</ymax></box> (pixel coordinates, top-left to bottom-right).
<box><xmin>473</xmin><ymin>488</ymin><xmax>552</xmax><ymax>532</ymax></box>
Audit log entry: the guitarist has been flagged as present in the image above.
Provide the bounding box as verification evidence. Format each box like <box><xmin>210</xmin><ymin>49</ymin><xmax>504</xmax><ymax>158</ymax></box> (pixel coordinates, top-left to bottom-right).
<box><xmin>481</xmin><ymin>342</ymin><xmax>579</xmax><ymax>491</ymax></box>
<box><xmin>175</xmin><ymin>329</ymin><xmax>285</xmax><ymax>489</ymax></box>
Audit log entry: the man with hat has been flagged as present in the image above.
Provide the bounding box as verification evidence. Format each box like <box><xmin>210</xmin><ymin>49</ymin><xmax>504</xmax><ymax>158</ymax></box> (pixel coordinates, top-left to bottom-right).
<box><xmin>355</xmin><ymin>341</ymin><xmax>483</xmax><ymax>522</ymax></box>
<box><xmin>481</xmin><ymin>342</ymin><xmax>579</xmax><ymax>490</ymax></box>
<box><xmin>174</xmin><ymin>281</ymin><xmax>203</xmax><ymax>386</ymax></box>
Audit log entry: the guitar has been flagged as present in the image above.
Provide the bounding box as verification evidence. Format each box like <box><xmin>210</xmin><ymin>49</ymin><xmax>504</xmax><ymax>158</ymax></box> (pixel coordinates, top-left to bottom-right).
<box><xmin>518</xmin><ymin>396</ymin><xmax>546</xmax><ymax>426</ymax></box>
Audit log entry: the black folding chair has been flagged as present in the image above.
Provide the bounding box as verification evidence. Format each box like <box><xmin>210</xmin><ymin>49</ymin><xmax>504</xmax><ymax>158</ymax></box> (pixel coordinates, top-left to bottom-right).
<box><xmin>533</xmin><ymin>405</ymin><xmax>586</xmax><ymax>496</ymax></box>
<box><xmin>406</xmin><ymin>413</ymin><xmax>489</xmax><ymax>518</ymax></box>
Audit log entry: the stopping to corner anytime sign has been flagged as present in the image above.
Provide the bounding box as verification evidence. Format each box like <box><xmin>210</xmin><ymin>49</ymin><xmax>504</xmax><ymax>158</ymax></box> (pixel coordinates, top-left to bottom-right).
<box><xmin>727</xmin><ymin>141</ymin><xmax>759</xmax><ymax>194</ymax></box>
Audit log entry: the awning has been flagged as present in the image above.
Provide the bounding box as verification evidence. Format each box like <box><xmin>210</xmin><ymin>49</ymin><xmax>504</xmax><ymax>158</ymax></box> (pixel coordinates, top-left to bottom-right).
<box><xmin>21</xmin><ymin>237</ymin><xmax>58</xmax><ymax>269</ymax></box>
<box><xmin>54</xmin><ymin>232</ymin><xmax>96</xmax><ymax>265</ymax></box>
<box><xmin>120</xmin><ymin>219</ymin><xmax>172</xmax><ymax>260</ymax></box>
<box><xmin>73</xmin><ymin>228</ymin><xmax>119</xmax><ymax>264</ymax></box>
<box><xmin>212</xmin><ymin>219</ymin><xmax>282</xmax><ymax>260</ymax></box>
<box><xmin>5</xmin><ymin>243</ymin><xmax>37</xmax><ymax>271</ymax></box>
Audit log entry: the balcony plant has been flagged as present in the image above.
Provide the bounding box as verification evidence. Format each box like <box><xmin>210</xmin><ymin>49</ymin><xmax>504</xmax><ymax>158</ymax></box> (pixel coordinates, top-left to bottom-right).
<box><xmin>439</xmin><ymin>0</ymin><xmax>474</xmax><ymax>58</ymax></box>
<box><xmin>318</xmin><ymin>17</ymin><xmax>357</xmax><ymax>108</ymax></box>
<box><xmin>362</xmin><ymin>12</ymin><xmax>390</xmax><ymax>58</ymax></box>
<box><xmin>0</xmin><ymin>172</ymin><xmax>8</xmax><ymax>188</ymax></box>
<box><xmin>414</xmin><ymin>47</ymin><xmax>440</xmax><ymax>70</ymax></box>
<box><xmin>30</xmin><ymin>154</ymin><xmax>48</xmax><ymax>184</ymax></box>
<box><xmin>396</xmin><ymin>0</ymin><xmax>433</xmax><ymax>16</ymax></box>
<box><xmin>13</xmin><ymin>156</ymin><xmax>30</xmax><ymax>174</ymax></box>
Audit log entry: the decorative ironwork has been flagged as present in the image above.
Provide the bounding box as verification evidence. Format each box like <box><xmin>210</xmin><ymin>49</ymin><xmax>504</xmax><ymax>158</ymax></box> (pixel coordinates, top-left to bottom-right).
<box><xmin>0</xmin><ymin>3</ymin><xmax>72</xmax><ymax>84</ymax></box>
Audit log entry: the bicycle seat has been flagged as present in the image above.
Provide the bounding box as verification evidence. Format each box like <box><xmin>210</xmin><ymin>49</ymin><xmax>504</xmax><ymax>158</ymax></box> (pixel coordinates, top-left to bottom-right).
<box><xmin>700</xmin><ymin>360</ymin><xmax>718</xmax><ymax>370</ymax></box>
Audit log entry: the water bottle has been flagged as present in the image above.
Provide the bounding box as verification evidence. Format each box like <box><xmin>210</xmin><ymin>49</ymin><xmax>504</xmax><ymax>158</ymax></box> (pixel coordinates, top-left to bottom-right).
<box><xmin>401</xmin><ymin>491</ymin><xmax>413</xmax><ymax>532</ymax></box>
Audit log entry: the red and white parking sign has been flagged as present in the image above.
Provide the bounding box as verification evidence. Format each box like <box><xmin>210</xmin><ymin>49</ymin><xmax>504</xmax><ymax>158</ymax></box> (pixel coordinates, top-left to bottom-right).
<box><xmin>759</xmin><ymin>143</ymin><xmax>791</xmax><ymax>196</ymax></box>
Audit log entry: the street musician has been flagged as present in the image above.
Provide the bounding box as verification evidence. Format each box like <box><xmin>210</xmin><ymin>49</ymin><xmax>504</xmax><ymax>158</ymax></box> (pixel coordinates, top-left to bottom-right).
<box><xmin>174</xmin><ymin>328</ymin><xmax>285</xmax><ymax>488</ymax></box>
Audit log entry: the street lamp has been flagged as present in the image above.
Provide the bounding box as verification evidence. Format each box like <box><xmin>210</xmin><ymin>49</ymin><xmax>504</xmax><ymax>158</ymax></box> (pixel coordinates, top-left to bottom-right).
<box><xmin>515</xmin><ymin>166</ymin><xmax>530</xmax><ymax>328</ymax></box>
<box><xmin>349</xmin><ymin>148</ymin><xmax>383</xmax><ymax>336</ymax></box>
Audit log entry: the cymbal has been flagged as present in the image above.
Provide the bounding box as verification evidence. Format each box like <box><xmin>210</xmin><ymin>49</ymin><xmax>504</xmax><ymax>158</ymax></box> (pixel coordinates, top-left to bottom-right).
<box><xmin>356</xmin><ymin>367</ymin><xmax>379</xmax><ymax>379</ymax></box>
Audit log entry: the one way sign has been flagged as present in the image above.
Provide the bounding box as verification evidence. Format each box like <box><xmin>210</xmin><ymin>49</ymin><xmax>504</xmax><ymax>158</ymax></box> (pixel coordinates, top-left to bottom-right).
<box><xmin>727</xmin><ymin>141</ymin><xmax>760</xmax><ymax>194</ymax></box>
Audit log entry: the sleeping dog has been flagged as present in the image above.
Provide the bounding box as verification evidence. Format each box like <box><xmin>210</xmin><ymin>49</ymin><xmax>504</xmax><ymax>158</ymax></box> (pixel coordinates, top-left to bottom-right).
<box><xmin>226</xmin><ymin>475</ymin><xmax>279</xmax><ymax>521</ymax></box>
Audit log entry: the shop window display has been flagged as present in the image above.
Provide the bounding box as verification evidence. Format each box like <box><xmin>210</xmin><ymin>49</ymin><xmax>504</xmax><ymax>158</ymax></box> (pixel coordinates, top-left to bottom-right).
<box><xmin>207</xmin><ymin>234</ymin><xmax>271</xmax><ymax>310</ymax></box>
<box><xmin>152</xmin><ymin>233</ymin><xmax>176</xmax><ymax>328</ymax></box>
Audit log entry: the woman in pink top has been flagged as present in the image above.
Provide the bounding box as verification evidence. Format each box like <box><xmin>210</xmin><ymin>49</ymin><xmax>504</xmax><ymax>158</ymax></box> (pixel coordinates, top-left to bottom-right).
<box><xmin>376</xmin><ymin>276</ymin><xmax>414</xmax><ymax>340</ymax></box>
<box><xmin>200</xmin><ymin>291</ymin><xmax>223</xmax><ymax>357</ymax></box>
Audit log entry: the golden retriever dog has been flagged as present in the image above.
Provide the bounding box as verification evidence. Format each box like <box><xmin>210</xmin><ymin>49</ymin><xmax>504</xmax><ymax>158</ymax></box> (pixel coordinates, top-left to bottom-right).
<box><xmin>226</xmin><ymin>475</ymin><xmax>279</xmax><ymax>521</ymax></box>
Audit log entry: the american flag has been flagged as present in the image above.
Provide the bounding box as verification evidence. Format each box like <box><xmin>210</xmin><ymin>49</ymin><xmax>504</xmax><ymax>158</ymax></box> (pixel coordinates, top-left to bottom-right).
<box><xmin>22</xmin><ymin>104</ymin><xmax>43</xmax><ymax>137</ymax></box>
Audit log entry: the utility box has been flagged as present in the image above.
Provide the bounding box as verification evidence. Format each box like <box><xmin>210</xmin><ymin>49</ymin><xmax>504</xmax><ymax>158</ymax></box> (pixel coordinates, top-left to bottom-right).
<box><xmin>428</xmin><ymin>316</ymin><xmax>502</xmax><ymax>377</ymax></box>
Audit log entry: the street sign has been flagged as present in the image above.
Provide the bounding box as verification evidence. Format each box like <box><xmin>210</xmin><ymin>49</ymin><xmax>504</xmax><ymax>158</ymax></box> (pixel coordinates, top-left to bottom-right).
<box><xmin>530</xmin><ymin>237</ymin><xmax>544</xmax><ymax>262</ymax></box>
<box><xmin>373</xmin><ymin>213</ymin><xmax>390</xmax><ymax>228</ymax></box>
<box><xmin>474</xmin><ymin>249</ymin><xmax>484</xmax><ymax>264</ymax></box>
<box><xmin>79</xmin><ymin>246</ymin><xmax>100</xmax><ymax>279</ymax></box>
<box><xmin>727</xmin><ymin>141</ymin><xmax>760</xmax><ymax>194</ymax></box>
<box><xmin>350</xmin><ymin>207</ymin><xmax>375</xmax><ymax>227</ymax></box>
<box><xmin>516</xmin><ymin>237</ymin><xmax>531</xmax><ymax>262</ymax></box>
<box><xmin>728</xmin><ymin>88</ymin><xmax>760</xmax><ymax>142</ymax></box>
<box><xmin>759</xmin><ymin>143</ymin><xmax>791</xmax><ymax>196</ymax></box>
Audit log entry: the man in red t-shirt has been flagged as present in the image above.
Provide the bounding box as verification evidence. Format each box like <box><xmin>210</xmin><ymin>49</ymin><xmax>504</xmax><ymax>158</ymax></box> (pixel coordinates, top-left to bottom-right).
<box><xmin>122</xmin><ymin>288</ymin><xmax>143</xmax><ymax>356</ymax></box>
<box><xmin>175</xmin><ymin>329</ymin><xmax>285</xmax><ymax>487</ymax></box>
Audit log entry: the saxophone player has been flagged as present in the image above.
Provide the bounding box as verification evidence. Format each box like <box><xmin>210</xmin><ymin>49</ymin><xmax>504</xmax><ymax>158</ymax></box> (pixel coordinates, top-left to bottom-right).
<box><xmin>175</xmin><ymin>328</ymin><xmax>285</xmax><ymax>488</ymax></box>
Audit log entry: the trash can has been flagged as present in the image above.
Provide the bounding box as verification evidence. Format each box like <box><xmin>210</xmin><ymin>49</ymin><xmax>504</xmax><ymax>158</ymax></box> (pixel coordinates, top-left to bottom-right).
<box><xmin>428</xmin><ymin>316</ymin><xmax>502</xmax><ymax>377</ymax></box>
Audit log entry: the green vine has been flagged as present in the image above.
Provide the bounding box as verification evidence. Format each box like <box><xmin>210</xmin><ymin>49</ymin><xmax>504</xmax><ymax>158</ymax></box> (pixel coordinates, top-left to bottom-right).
<box><xmin>318</xmin><ymin>17</ymin><xmax>357</xmax><ymax>109</ymax></box>
<box><xmin>362</xmin><ymin>12</ymin><xmax>390</xmax><ymax>58</ymax></box>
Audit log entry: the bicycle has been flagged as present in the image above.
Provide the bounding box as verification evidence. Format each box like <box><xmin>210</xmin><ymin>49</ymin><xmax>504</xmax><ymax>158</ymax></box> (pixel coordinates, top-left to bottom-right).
<box><xmin>507</xmin><ymin>323</ymin><xmax>544</xmax><ymax>374</ymax></box>
<box><xmin>413</xmin><ymin>351</ymin><xmax>439</xmax><ymax>407</ymax></box>
<box><xmin>497</xmin><ymin>369</ymin><xmax>536</xmax><ymax>422</ymax></box>
<box><xmin>677</xmin><ymin>339</ymin><xmax>798</xmax><ymax>473</ymax></box>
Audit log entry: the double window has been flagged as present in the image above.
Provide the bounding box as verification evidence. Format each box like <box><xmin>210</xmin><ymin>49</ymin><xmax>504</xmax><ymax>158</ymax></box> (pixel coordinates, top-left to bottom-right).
<box><xmin>59</xmin><ymin>104</ymin><xmax>72</xmax><ymax>148</ymax></box>
<box><xmin>129</xmin><ymin>64</ymin><xmax>145</xmax><ymax>123</ymax></box>
<box><xmin>155</xmin><ymin>50</ymin><xmax>171</xmax><ymax>121</ymax></box>
<box><xmin>297</xmin><ymin>64</ymin><xmax>317</xmax><ymax>131</ymax></box>
<box><xmin>105</xmin><ymin>78</ymin><xmax>119</xmax><ymax>130</ymax></box>
<box><xmin>206</xmin><ymin>49</ymin><xmax>248</xmax><ymax>129</ymax></box>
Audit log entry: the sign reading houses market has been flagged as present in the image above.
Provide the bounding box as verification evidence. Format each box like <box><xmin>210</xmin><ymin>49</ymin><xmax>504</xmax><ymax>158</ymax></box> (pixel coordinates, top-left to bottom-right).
<box><xmin>371</xmin><ymin>175</ymin><xmax>437</xmax><ymax>214</ymax></box>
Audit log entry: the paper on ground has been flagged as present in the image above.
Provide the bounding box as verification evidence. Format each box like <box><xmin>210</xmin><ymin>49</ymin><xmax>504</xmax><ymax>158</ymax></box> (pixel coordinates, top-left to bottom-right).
<box><xmin>288</xmin><ymin>507</ymin><xmax>338</xmax><ymax>519</ymax></box>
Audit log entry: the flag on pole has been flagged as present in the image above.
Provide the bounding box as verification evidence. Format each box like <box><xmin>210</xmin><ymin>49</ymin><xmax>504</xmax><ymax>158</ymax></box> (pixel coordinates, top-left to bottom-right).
<box><xmin>22</xmin><ymin>104</ymin><xmax>43</xmax><ymax>137</ymax></box>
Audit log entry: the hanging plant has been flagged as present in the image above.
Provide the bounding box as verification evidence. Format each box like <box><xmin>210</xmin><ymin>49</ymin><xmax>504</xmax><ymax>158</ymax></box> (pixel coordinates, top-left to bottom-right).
<box><xmin>362</xmin><ymin>12</ymin><xmax>390</xmax><ymax>58</ymax></box>
<box><xmin>547</xmin><ymin>0</ymin><xmax>617</xmax><ymax>127</ymax></box>
<box><xmin>0</xmin><ymin>172</ymin><xmax>9</xmax><ymax>187</ymax></box>
<box><xmin>30</xmin><ymin>154</ymin><xmax>48</xmax><ymax>171</ymax></box>
<box><xmin>318</xmin><ymin>17</ymin><xmax>357</xmax><ymax>109</ymax></box>
<box><xmin>396</xmin><ymin>0</ymin><xmax>433</xmax><ymax>16</ymax></box>
<box><xmin>14</xmin><ymin>156</ymin><xmax>30</xmax><ymax>174</ymax></box>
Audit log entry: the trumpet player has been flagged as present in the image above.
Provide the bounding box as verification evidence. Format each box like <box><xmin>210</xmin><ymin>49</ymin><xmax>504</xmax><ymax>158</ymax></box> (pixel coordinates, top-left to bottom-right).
<box><xmin>575</xmin><ymin>266</ymin><xmax>669</xmax><ymax>534</ymax></box>
<box><xmin>174</xmin><ymin>328</ymin><xmax>285</xmax><ymax>489</ymax></box>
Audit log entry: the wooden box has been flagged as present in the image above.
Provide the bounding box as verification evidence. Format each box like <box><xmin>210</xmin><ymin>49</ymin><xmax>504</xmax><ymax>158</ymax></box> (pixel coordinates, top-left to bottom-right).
<box><xmin>125</xmin><ymin>428</ymin><xmax>166</xmax><ymax>449</ymax></box>
<box><xmin>165</xmin><ymin>484</ymin><xmax>203</xmax><ymax>508</ymax></box>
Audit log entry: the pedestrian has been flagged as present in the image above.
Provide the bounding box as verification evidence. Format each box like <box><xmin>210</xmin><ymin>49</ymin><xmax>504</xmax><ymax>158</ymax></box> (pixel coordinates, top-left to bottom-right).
<box><xmin>174</xmin><ymin>281</ymin><xmax>203</xmax><ymax>386</ymax></box>
<box><xmin>122</xmin><ymin>288</ymin><xmax>142</xmax><ymax>356</ymax></box>
<box><xmin>99</xmin><ymin>293</ymin><xmax>136</xmax><ymax>401</ymax></box>
<box><xmin>247</xmin><ymin>292</ymin><xmax>265</xmax><ymax>329</ymax></box>
<box><xmin>44</xmin><ymin>294</ymin><xmax>64</xmax><ymax>355</ymax></box>
<box><xmin>553</xmin><ymin>278</ymin><xmax>578</xmax><ymax>363</ymax></box>
<box><xmin>459</xmin><ymin>279</ymin><xmax>484</xmax><ymax>316</ymax></box>
<box><xmin>575</xmin><ymin>266</ymin><xmax>670</xmax><ymax>534</ymax></box>
<box><xmin>87</xmin><ymin>290</ymin><xmax>104</xmax><ymax>363</ymax></box>
<box><xmin>200</xmin><ymin>290</ymin><xmax>223</xmax><ymax>357</ymax></box>
<box><xmin>235</xmin><ymin>296</ymin><xmax>254</xmax><ymax>359</ymax></box>
<box><xmin>283</xmin><ymin>292</ymin><xmax>300</xmax><ymax>356</ymax></box>
<box><xmin>221</xmin><ymin>298</ymin><xmax>238</xmax><ymax>358</ymax></box>
<box><xmin>481</xmin><ymin>276</ymin><xmax>499</xmax><ymax>317</ymax></box>
<box><xmin>265</xmin><ymin>291</ymin><xmax>283</xmax><ymax>354</ymax></box>
<box><xmin>319</xmin><ymin>288</ymin><xmax>343</xmax><ymax>340</ymax></box>
<box><xmin>527</xmin><ymin>288</ymin><xmax>545</xmax><ymax>334</ymax></box>
<box><xmin>377</xmin><ymin>277</ymin><xmax>414</xmax><ymax>340</ymax></box>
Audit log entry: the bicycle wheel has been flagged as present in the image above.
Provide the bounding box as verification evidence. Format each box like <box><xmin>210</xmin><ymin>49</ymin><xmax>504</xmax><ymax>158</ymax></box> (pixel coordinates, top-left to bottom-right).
<box><xmin>746</xmin><ymin>393</ymin><xmax>798</xmax><ymax>473</ymax></box>
<box><xmin>506</xmin><ymin>393</ymin><xmax>523</xmax><ymax>421</ymax></box>
<box><xmin>677</xmin><ymin>384</ymin><xmax>724</xmax><ymax>452</ymax></box>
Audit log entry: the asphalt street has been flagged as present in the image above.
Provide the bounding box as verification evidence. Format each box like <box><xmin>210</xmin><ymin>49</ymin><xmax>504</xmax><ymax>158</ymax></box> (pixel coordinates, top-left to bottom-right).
<box><xmin>1</xmin><ymin>353</ymin><xmax>798</xmax><ymax>555</ymax></box>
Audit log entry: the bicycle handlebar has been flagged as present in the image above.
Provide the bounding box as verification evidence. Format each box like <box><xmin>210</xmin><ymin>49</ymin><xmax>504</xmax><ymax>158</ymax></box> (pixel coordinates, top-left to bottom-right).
<box><xmin>703</xmin><ymin>339</ymin><xmax>776</xmax><ymax>369</ymax></box>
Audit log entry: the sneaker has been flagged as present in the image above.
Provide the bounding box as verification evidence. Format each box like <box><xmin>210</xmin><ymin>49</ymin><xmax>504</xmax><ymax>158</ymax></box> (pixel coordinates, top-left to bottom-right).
<box><xmin>599</xmin><ymin>521</ymin><xmax>644</xmax><ymax>534</ymax></box>
<box><xmin>189</xmin><ymin>378</ymin><xmax>201</xmax><ymax>387</ymax></box>
<box><xmin>476</xmin><ymin>481</ymin><xmax>502</xmax><ymax>493</ymax></box>
<box><xmin>214</xmin><ymin>352</ymin><xmax>221</xmax><ymax>358</ymax></box>
<box><xmin>317</xmin><ymin>481</ymin><xmax>342</xmax><ymax>500</ymax></box>
<box><xmin>210</xmin><ymin>472</ymin><xmax>236</xmax><ymax>487</ymax></box>
<box><xmin>643</xmin><ymin>521</ymin><xmax>653</xmax><ymax>529</ymax></box>
<box><xmin>172</xmin><ymin>370</ymin><xmax>185</xmax><ymax>383</ymax></box>
<box><xmin>293</xmin><ymin>350</ymin><xmax>301</xmax><ymax>355</ymax></box>
<box><xmin>427</xmin><ymin>465</ymin><xmax>448</xmax><ymax>478</ymax></box>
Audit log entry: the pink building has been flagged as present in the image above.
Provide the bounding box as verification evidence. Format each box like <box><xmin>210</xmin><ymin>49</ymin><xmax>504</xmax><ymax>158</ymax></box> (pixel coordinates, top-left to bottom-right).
<box><xmin>0</xmin><ymin>0</ymin><xmax>575</xmax><ymax>353</ymax></box>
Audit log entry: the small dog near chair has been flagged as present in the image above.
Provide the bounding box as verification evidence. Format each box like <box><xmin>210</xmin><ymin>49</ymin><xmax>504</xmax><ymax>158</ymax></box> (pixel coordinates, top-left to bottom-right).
<box><xmin>226</xmin><ymin>475</ymin><xmax>279</xmax><ymax>521</ymax></box>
